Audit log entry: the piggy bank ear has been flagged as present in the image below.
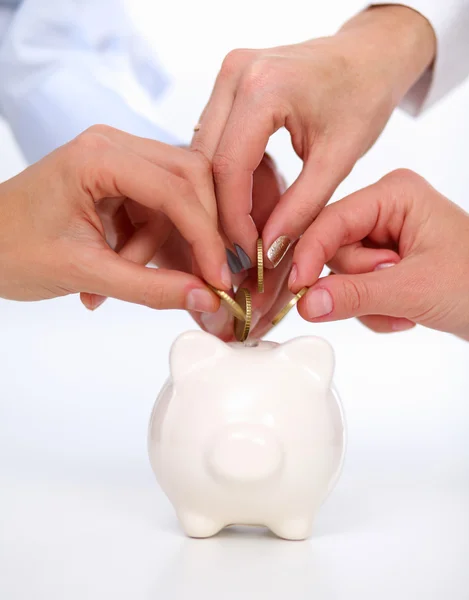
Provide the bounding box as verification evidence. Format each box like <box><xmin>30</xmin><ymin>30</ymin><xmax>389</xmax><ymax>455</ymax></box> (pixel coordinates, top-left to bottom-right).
<box><xmin>170</xmin><ymin>330</ymin><xmax>231</xmax><ymax>381</ymax></box>
<box><xmin>276</xmin><ymin>336</ymin><xmax>334</xmax><ymax>388</ymax></box>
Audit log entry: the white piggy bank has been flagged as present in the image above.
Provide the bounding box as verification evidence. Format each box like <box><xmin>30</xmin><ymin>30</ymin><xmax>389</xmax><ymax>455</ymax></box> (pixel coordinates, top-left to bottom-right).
<box><xmin>148</xmin><ymin>331</ymin><xmax>345</xmax><ymax>541</ymax></box>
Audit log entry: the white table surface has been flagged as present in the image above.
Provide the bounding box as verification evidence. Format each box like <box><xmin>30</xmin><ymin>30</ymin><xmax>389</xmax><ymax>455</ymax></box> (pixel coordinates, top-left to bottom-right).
<box><xmin>1</xmin><ymin>470</ymin><xmax>469</xmax><ymax>600</ymax></box>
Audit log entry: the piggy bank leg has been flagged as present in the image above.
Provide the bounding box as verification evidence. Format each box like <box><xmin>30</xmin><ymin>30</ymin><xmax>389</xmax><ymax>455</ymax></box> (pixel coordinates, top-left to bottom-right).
<box><xmin>269</xmin><ymin>517</ymin><xmax>314</xmax><ymax>541</ymax></box>
<box><xmin>177</xmin><ymin>510</ymin><xmax>224</xmax><ymax>539</ymax></box>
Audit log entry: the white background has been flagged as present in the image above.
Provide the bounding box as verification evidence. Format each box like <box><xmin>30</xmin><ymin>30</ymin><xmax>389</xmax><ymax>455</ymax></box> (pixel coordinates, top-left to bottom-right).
<box><xmin>1</xmin><ymin>1</ymin><xmax>468</xmax><ymax>598</ymax></box>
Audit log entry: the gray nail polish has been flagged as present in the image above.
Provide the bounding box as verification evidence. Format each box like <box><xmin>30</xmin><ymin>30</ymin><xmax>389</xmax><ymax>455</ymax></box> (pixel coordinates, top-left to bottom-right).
<box><xmin>234</xmin><ymin>244</ymin><xmax>252</xmax><ymax>269</ymax></box>
<box><xmin>226</xmin><ymin>249</ymin><xmax>243</xmax><ymax>274</ymax></box>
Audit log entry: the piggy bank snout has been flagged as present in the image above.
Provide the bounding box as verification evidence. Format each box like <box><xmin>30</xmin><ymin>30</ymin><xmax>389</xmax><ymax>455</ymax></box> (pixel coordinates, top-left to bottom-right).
<box><xmin>206</xmin><ymin>425</ymin><xmax>284</xmax><ymax>484</ymax></box>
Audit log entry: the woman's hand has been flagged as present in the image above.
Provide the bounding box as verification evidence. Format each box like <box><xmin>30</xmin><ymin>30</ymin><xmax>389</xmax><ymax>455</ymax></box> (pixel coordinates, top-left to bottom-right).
<box><xmin>192</xmin><ymin>4</ymin><xmax>436</xmax><ymax>272</ymax></box>
<box><xmin>199</xmin><ymin>152</ymin><xmax>291</xmax><ymax>338</ymax></box>
<box><xmin>0</xmin><ymin>125</ymin><xmax>231</xmax><ymax>314</ymax></box>
<box><xmin>290</xmin><ymin>169</ymin><xmax>469</xmax><ymax>341</ymax></box>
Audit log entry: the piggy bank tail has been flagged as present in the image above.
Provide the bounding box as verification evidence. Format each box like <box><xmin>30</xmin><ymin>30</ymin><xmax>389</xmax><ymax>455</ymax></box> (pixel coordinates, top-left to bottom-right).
<box><xmin>206</xmin><ymin>425</ymin><xmax>284</xmax><ymax>484</ymax></box>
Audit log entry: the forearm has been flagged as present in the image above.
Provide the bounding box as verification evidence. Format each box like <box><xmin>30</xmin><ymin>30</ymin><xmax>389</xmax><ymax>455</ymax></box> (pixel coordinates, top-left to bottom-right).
<box><xmin>365</xmin><ymin>1</ymin><xmax>469</xmax><ymax>114</ymax></box>
<box><xmin>337</xmin><ymin>4</ymin><xmax>436</xmax><ymax>107</ymax></box>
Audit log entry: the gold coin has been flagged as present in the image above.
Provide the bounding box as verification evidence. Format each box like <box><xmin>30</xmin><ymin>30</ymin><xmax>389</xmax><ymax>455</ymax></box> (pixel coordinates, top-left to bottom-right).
<box><xmin>207</xmin><ymin>285</ymin><xmax>245</xmax><ymax>321</ymax></box>
<box><xmin>234</xmin><ymin>288</ymin><xmax>252</xmax><ymax>342</ymax></box>
<box><xmin>257</xmin><ymin>238</ymin><xmax>264</xmax><ymax>294</ymax></box>
<box><xmin>271</xmin><ymin>287</ymin><xmax>308</xmax><ymax>326</ymax></box>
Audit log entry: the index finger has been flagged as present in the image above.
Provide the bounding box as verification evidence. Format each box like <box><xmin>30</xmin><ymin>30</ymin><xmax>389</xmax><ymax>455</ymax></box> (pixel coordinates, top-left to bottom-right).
<box><xmin>191</xmin><ymin>48</ymin><xmax>258</xmax><ymax>160</ymax></box>
<box><xmin>291</xmin><ymin>180</ymin><xmax>398</xmax><ymax>292</ymax></box>
<box><xmin>212</xmin><ymin>96</ymin><xmax>281</xmax><ymax>261</ymax></box>
<box><xmin>85</xmin><ymin>126</ymin><xmax>219</xmax><ymax>224</ymax></box>
<box><xmin>79</xmin><ymin>139</ymin><xmax>231</xmax><ymax>290</ymax></box>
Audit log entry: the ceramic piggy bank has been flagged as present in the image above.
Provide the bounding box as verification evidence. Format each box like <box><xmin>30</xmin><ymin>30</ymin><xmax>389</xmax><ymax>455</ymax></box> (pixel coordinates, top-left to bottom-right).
<box><xmin>148</xmin><ymin>331</ymin><xmax>345</xmax><ymax>541</ymax></box>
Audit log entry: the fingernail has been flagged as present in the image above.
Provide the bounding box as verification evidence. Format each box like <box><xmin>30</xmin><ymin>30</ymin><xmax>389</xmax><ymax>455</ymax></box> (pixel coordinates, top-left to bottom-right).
<box><xmin>201</xmin><ymin>305</ymin><xmax>231</xmax><ymax>335</ymax></box>
<box><xmin>391</xmin><ymin>318</ymin><xmax>414</xmax><ymax>332</ymax></box>
<box><xmin>221</xmin><ymin>263</ymin><xmax>232</xmax><ymax>288</ymax></box>
<box><xmin>374</xmin><ymin>262</ymin><xmax>397</xmax><ymax>271</ymax></box>
<box><xmin>305</xmin><ymin>288</ymin><xmax>333</xmax><ymax>319</ymax></box>
<box><xmin>186</xmin><ymin>288</ymin><xmax>216</xmax><ymax>313</ymax></box>
<box><xmin>267</xmin><ymin>236</ymin><xmax>292</xmax><ymax>268</ymax></box>
<box><xmin>234</xmin><ymin>244</ymin><xmax>252</xmax><ymax>270</ymax></box>
<box><xmin>226</xmin><ymin>249</ymin><xmax>243</xmax><ymax>274</ymax></box>
<box><xmin>288</xmin><ymin>264</ymin><xmax>298</xmax><ymax>288</ymax></box>
<box><xmin>89</xmin><ymin>295</ymin><xmax>106</xmax><ymax>311</ymax></box>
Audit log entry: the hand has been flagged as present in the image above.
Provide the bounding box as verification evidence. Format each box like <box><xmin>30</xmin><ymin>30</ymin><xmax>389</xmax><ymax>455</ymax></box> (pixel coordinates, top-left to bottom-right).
<box><xmin>79</xmin><ymin>135</ymin><xmax>223</xmax><ymax>312</ymax></box>
<box><xmin>290</xmin><ymin>169</ymin><xmax>469</xmax><ymax>341</ymax></box>
<box><xmin>80</xmin><ymin>142</ymin><xmax>288</xmax><ymax>341</ymax></box>
<box><xmin>196</xmin><ymin>152</ymin><xmax>290</xmax><ymax>339</ymax></box>
<box><xmin>192</xmin><ymin>4</ymin><xmax>435</xmax><ymax>272</ymax></box>
<box><xmin>0</xmin><ymin>125</ymin><xmax>231</xmax><ymax>313</ymax></box>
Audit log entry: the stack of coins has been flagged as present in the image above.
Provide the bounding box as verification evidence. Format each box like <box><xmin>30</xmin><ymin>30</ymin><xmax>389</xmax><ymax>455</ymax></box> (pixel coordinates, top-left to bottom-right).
<box><xmin>207</xmin><ymin>238</ymin><xmax>307</xmax><ymax>341</ymax></box>
<box><xmin>232</xmin><ymin>238</ymin><xmax>264</xmax><ymax>342</ymax></box>
<box><xmin>233</xmin><ymin>288</ymin><xmax>252</xmax><ymax>342</ymax></box>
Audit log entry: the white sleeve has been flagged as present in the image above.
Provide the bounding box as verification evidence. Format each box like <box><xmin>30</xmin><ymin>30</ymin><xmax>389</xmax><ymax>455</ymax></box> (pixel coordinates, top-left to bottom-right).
<box><xmin>0</xmin><ymin>0</ymin><xmax>178</xmax><ymax>164</ymax></box>
<box><xmin>370</xmin><ymin>1</ymin><xmax>469</xmax><ymax>115</ymax></box>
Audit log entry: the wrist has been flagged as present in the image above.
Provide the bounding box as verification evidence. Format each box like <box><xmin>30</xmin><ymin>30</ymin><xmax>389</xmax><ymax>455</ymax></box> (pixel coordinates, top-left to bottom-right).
<box><xmin>337</xmin><ymin>4</ymin><xmax>436</xmax><ymax>106</ymax></box>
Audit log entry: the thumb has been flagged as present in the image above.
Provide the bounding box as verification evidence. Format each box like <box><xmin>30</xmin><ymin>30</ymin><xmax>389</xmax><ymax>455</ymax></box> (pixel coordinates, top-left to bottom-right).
<box><xmin>297</xmin><ymin>267</ymin><xmax>412</xmax><ymax>323</ymax></box>
<box><xmin>80</xmin><ymin>249</ymin><xmax>220</xmax><ymax>313</ymax></box>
